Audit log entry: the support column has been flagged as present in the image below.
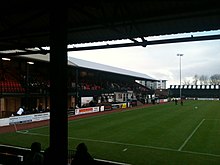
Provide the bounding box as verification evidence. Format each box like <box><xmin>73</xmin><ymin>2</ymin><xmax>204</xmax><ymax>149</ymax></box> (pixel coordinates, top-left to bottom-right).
<box><xmin>75</xmin><ymin>68</ymin><xmax>79</xmax><ymax>108</ymax></box>
<box><xmin>49</xmin><ymin>4</ymin><xmax>68</xmax><ymax>165</ymax></box>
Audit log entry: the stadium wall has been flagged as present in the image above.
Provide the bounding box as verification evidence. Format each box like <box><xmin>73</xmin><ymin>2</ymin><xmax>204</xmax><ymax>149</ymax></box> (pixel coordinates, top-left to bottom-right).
<box><xmin>0</xmin><ymin>102</ymin><xmax>130</xmax><ymax>127</ymax></box>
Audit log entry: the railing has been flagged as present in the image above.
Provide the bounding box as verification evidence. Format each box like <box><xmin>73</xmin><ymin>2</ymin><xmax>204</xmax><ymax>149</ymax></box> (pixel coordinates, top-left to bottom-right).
<box><xmin>0</xmin><ymin>152</ymin><xmax>23</xmax><ymax>165</ymax></box>
<box><xmin>0</xmin><ymin>145</ymin><xmax>130</xmax><ymax>165</ymax></box>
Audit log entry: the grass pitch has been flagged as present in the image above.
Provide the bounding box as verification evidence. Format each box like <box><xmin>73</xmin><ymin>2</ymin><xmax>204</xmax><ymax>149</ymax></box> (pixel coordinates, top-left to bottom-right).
<box><xmin>1</xmin><ymin>100</ymin><xmax>220</xmax><ymax>164</ymax></box>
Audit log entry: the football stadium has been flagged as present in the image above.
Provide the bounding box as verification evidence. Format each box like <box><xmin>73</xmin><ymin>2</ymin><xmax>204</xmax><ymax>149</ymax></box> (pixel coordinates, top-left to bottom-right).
<box><xmin>0</xmin><ymin>54</ymin><xmax>168</xmax><ymax>164</ymax></box>
<box><xmin>1</xmin><ymin>100</ymin><xmax>220</xmax><ymax>164</ymax></box>
<box><xmin>1</xmin><ymin>2</ymin><xmax>220</xmax><ymax>165</ymax></box>
<box><xmin>1</xmin><ymin>54</ymin><xmax>220</xmax><ymax>165</ymax></box>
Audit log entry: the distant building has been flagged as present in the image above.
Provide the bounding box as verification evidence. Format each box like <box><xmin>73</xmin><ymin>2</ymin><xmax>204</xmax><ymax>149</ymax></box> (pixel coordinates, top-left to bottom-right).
<box><xmin>136</xmin><ymin>80</ymin><xmax>167</xmax><ymax>90</ymax></box>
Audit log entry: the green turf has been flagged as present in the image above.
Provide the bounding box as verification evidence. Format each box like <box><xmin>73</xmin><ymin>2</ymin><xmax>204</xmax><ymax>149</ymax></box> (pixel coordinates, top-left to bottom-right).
<box><xmin>1</xmin><ymin>100</ymin><xmax>220</xmax><ymax>164</ymax></box>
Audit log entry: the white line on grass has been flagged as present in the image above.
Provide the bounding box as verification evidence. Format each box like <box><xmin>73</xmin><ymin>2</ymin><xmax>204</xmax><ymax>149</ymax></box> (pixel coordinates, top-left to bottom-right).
<box><xmin>205</xmin><ymin>119</ymin><xmax>220</xmax><ymax>121</ymax></box>
<box><xmin>17</xmin><ymin>131</ymin><xmax>49</xmax><ymax>136</ymax></box>
<box><xmin>178</xmin><ymin>119</ymin><xmax>205</xmax><ymax>151</ymax></box>
<box><xmin>68</xmin><ymin>136</ymin><xmax>178</xmax><ymax>152</ymax></box>
<box><xmin>17</xmin><ymin>130</ymin><xmax>177</xmax><ymax>152</ymax></box>
<box><xmin>68</xmin><ymin>136</ymin><xmax>220</xmax><ymax>158</ymax></box>
<box><xmin>94</xmin><ymin>158</ymin><xmax>131</xmax><ymax>165</ymax></box>
<box><xmin>16</xmin><ymin>130</ymin><xmax>29</xmax><ymax>134</ymax></box>
<box><xmin>181</xmin><ymin>150</ymin><xmax>220</xmax><ymax>158</ymax></box>
<box><xmin>17</xmin><ymin>130</ymin><xmax>220</xmax><ymax>158</ymax></box>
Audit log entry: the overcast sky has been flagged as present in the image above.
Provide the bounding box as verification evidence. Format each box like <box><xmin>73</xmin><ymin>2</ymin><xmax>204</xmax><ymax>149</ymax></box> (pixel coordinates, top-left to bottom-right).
<box><xmin>68</xmin><ymin>30</ymin><xmax>220</xmax><ymax>88</ymax></box>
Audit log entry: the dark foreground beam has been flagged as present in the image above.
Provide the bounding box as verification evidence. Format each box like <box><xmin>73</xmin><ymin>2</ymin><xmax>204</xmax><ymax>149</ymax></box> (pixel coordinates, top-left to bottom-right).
<box><xmin>49</xmin><ymin>4</ymin><xmax>68</xmax><ymax>165</ymax></box>
<box><xmin>1</xmin><ymin>34</ymin><xmax>220</xmax><ymax>56</ymax></box>
<box><xmin>69</xmin><ymin>34</ymin><xmax>220</xmax><ymax>51</ymax></box>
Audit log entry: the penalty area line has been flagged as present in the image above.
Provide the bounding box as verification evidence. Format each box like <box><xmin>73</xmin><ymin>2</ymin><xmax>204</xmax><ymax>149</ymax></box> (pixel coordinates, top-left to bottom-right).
<box><xmin>178</xmin><ymin>119</ymin><xmax>205</xmax><ymax>151</ymax></box>
<box><xmin>18</xmin><ymin>131</ymin><xmax>220</xmax><ymax>158</ymax></box>
<box><xmin>16</xmin><ymin>131</ymin><xmax>48</xmax><ymax>137</ymax></box>
<box><xmin>68</xmin><ymin>136</ymin><xmax>220</xmax><ymax>158</ymax></box>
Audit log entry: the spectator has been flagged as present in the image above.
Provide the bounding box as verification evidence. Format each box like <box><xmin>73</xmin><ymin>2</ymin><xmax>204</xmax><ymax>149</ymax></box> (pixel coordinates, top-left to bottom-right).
<box><xmin>89</xmin><ymin>100</ymin><xmax>95</xmax><ymax>107</ymax></box>
<box><xmin>16</xmin><ymin>106</ymin><xmax>24</xmax><ymax>115</ymax></box>
<box><xmin>71</xmin><ymin>143</ymin><xmax>95</xmax><ymax>165</ymax></box>
<box><xmin>43</xmin><ymin>147</ymin><xmax>51</xmax><ymax>165</ymax></box>
<box><xmin>181</xmin><ymin>98</ymin><xmax>183</xmax><ymax>106</ymax></box>
<box><xmin>38</xmin><ymin>103</ymin><xmax>43</xmax><ymax>112</ymax></box>
<box><xmin>175</xmin><ymin>99</ymin><xmax>178</xmax><ymax>105</ymax></box>
<box><xmin>24</xmin><ymin>142</ymin><xmax>44</xmax><ymax>165</ymax></box>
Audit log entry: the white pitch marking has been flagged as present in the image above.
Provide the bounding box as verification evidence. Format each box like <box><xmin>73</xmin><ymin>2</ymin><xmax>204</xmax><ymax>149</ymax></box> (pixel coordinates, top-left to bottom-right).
<box><xmin>17</xmin><ymin>128</ymin><xmax>220</xmax><ymax>158</ymax></box>
<box><xmin>178</xmin><ymin>119</ymin><xmax>205</xmax><ymax>151</ymax></box>
<box><xmin>94</xmin><ymin>158</ymin><xmax>131</xmax><ymax>165</ymax></box>
<box><xmin>16</xmin><ymin>130</ymin><xmax>29</xmax><ymax>134</ymax></box>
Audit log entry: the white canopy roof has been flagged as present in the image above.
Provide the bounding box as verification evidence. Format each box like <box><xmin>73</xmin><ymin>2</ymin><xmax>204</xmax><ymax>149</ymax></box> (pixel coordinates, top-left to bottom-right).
<box><xmin>19</xmin><ymin>54</ymin><xmax>157</xmax><ymax>81</ymax></box>
<box><xmin>68</xmin><ymin>57</ymin><xmax>156</xmax><ymax>81</ymax></box>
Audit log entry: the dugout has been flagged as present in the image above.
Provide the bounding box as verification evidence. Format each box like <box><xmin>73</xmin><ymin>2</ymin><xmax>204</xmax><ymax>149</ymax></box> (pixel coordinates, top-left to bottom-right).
<box><xmin>0</xmin><ymin>54</ymin><xmax>156</xmax><ymax>118</ymax></box>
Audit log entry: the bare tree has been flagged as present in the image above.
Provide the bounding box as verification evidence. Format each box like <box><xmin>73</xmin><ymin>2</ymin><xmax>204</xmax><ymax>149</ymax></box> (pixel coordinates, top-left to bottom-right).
<box><xmin>210</xmin><ymin>74</ymin><xmax>220</xmax><ymax>85</ymax></box>
<box><xmin>183</xmin><ymin>79</ymin><xmax>191</xmax><ymax>85</ymax></box>
<box><xmin>199</xmin><ymin>75</ymin><xmax>209</xmax><ymax>85</ymax></box>
<box><xmin>192</xmin><ymin>74</ymin><xmax>199</xmax><ymax>85</ymax></box>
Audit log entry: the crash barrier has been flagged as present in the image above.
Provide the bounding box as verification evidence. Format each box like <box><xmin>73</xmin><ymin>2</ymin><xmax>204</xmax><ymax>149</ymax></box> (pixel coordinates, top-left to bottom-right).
<box><xmin>0</xmin><ymin>144</ymin><xmax>131</xmax><ymax>165</ymax></box>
